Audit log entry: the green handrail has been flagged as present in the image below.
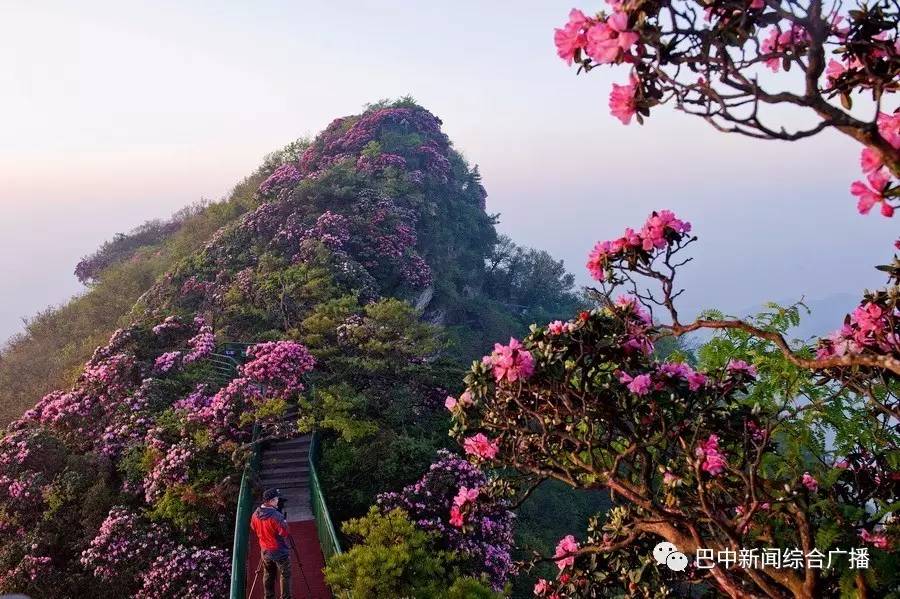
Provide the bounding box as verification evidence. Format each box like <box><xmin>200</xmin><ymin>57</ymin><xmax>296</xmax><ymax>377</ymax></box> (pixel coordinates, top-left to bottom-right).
<box><xmin>229</xmin><ymin>424</ymin><xmax>261</xmax><ymax>599</ymax></box>
<box><xmin>309</xmin><ymin>432</ymin><xmax>342</xmax><ymax>560</ymax></box>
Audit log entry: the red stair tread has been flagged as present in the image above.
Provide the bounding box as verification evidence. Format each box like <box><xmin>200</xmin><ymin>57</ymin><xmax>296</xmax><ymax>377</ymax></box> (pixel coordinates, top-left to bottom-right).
<box><xmin>247</xmin><ymin>521</ymin><xmax>331</xmax><ymax>599</ymax></box>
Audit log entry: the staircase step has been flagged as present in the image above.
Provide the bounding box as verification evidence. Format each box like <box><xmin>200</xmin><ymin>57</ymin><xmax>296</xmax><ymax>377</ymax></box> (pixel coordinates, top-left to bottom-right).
<box><xmin>274</xmin><ymin>435</ymin><xmax>311</xmax><ymax>445</ymax></box>
<box><xmin>260</xmin><ymin>468</ymin><xmax>310</xmax><ymax>478</ymax></box>
<box><xmin>264</xmin><ymin>447</ymin><xmax>310</xmax><ymax>459</ymax></box>
<box><xmin>258</xmin><ymin>480</ymin><xmax>310</xmax><ymax>491</ymax></box>
<box><xmin>267</xmin><ymin>437</ymin><xmax>311</xmax><ymax>449</ymax></box>
<box><xmin>261</xmin><ymin>457</ymin><xmax>308</xmax><ymax>469</ymax></box>
<box><xmin>259</xmin><ymin>462</ymin><xmax>309</xmax><ymax>476</ymax></box>
<box><xmin>260</xmin><ymin>473</ymin><xmax>311</xmax><ymax>485</ymax></box>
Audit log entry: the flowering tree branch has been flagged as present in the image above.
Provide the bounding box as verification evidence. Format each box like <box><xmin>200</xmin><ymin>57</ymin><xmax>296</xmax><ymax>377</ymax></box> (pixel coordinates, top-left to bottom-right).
<box><xmin>555</xmin><ymin>0</ymin><xmax>900</xmax><ymax>215</ymax></box>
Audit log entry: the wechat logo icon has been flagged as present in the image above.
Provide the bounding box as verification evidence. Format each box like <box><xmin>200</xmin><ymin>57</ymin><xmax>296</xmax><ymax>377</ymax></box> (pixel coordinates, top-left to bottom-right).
<box><xmin>653</xmin><ymin>541</ymin><xmax>689</xmax><ymax>572</ymax></box>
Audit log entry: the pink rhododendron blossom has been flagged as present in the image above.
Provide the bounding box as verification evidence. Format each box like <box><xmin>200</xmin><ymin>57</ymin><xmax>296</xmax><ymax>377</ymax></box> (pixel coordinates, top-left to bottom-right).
<box><xmin>817</xmin><ymin>300</ymin><xmax>898</xmax><ymax>360</ymax></box>
<box><xmin>554</xmin><ymin>535</ymin><xmax>580</xmax><ymax>570</ymax></box>
<box><xmin>696</xmin><ymin>435</ymin><xmax>728</xmax><ymax>476</ymax></box>
<box><xmin>640</xmin><ymin>210</ymin><xmax>691</xmax><ymax>250</ymax></box>
<box><xmin>663</xmin><ymin>471</ymin><xmax>679</xmax><ymax>485</ymax></box>
<box><xmin>851</xmin><ymin>170</ymin><xmax>891</xmax><ymax>215</ymax></box>
<box><xmin>484</xmin><ymin>338</ymin><xmax>535</xmax><ymax>383</ymax></box>
<box><xmin>614</xmin><ymin>295</ymin><xmax>651</xmax><ymax>323</ymax></box>
<box><xmin>860</xmin><ymin>529</ymin><xmax>891</xmax><ymax>550</ymax></box>
<box><xmin>609</xmin><ymin>75</ymin><xmax>639</xmax><ymax>124</ymax></box>
<box><xmin>534</xmin><ymin>578</ymin><xmax>551</xmax><ymax>595</ymax></box>
<box><xmin>449</xmin><ymin>505</ymin><xmax>465</xmax><ymax>527</ymax></box>
<box><xmin>761</xmin><ymin>25</ymin><xmax>810</xmax><ymax>71</ymax></box>
<box><xmin>585</xmin><ymin>13</ymin><xmax>639</xmax><ymax>64</ymax></box>
<box><xmin>183</xmin><ymin>321</ymin><xmax>215</xmax><ymax>364</ymax></box>
<box><xmin>453</xmin><ymin>485</ymin><xmax>480</xmax><ymax>507</ymax></box>
<box><xmin>463</xmin><ymin>433</ymin><xmax>499</xmax><ymax>460</ymax></box>
<box><xmin>727</xmin><ymin>359</ymin><xmax>758</xmax><ymax>378</ymax></box>
<box><xmin>825</xmin><ymin>59</ymin><xmax>846</xmax><ymax>85</ymax></box>
<box><xmin>657</xmin><ymin>361</ymin><xmax>707</xmax><ymax>391</ymax></box>
<box><xmin>152</xmin><ymin>316</ymin><xmax>183</xmax><ymax>336</ymax></box>
<box><xmin>627</xmin><ymin>373</ymin><xmax>652</xmax><ymax>396</ymax></box>
<box><xmin>860</xmin><ymin>148</ymin><xmax>883</xmax><ymax>174</ymax></box>
<box><xmin>587</xmin><ymin>211</ymin><xmax>691</xmax><ymax>282</ymax></box>
<box><xmin>547</xmin><ymin>320</ymin><xmax>573</xmax><ymax>335</ymax></box>
<box><xmin>445</xmin><ymin>395</ymin><xmax>458</xmax><ymax>411</ymax></box>
<box><xmin>877</xmin><ymin>111</ymin><xmax>900</xmax><ymax>149</ymax></box>
<box><xmin>554</xmin><ymin>9</ymin><xmax>590</xmax><ymax>65</ymax></box>
<box><xmin>154</xmin><ymin>351</ymin><xmax>181</xmax><ymax>373</ymax></box>
<box><xmin>801</xmin><ymin>472</ymin><xmax>819</xmax><ymax>492</ymax></box>
<box><xmin>240</xmin><ymin>341</ymin><xmax>315</xmax><ymax>395</ymax></box>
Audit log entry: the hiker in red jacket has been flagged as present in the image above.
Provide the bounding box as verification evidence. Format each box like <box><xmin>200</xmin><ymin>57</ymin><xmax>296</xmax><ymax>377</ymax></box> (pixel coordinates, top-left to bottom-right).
<box><xmin>250</xmin><ymin>488</ymin><xmax>292</xmax><ymax>599</ymax></box>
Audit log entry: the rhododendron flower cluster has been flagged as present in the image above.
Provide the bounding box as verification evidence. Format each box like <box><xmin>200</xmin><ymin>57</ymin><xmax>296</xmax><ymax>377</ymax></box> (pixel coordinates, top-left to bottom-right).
<box><xmin>547</xmin><ymin>320</ymin><xmax>575</xmax><ymax>335</ymax></box>
<box><xmin>463</xmin><ymin>433</ymin><xmax>500</xmax><ymax>461</ymax></box>
<box><xmin>554</xmin><ymin>8</ymin><xmax>639</xmax><ymax>66</ymax></box>
<box><xmin>619</xmin><ymin>360</ymin><xmax>709</xmax><ymax>397</ymax></box>
<box><xmin>554</xmin><ymin>535</ymin><xmax>580</xmax><ymax>570</ymax></box>
<box><xmin>726</xmin><ymin>359</ymin><xmax>758</xmax><ymax>378</ymax></box>
<box><xmin>143</xmin><ymin>440</ymin><xmax>194</xmax><ymax>503</ymax></box>
<box><xmin>80</xmin><ymin>507</ymin><xmax>174</xmax><ymax>586</ymax></box>
<box><xmin>377</xmin><ymin>450</ymin><xmax>515</xmax><ymax>590</ymax></box>
<box><xmin>444</xmin><ymin>390</ymin><xmax>473</xmax><ymax>412</ymax></box>
<box><xmin>136</xmin><ymin>545</ymin><xmax>229</xmax><ymax>599</ymax></box>
<box><xmin>555</xmin><ymin>3</ymin><xmax>899</xmax><ymax>217</ymax></box>
<box><xmin>180</xmin><ymin>275</ymin><xmax>214</xmax><ymax>298</ymax></box>
<box><xmin>608</xmin><ymin>75</ymin><xmax>639</xmax><ymax>125</ymax></box>
<box><xmin>154</xmin><ymin>351</ymin><xmax>181</xmax><ymax>373</ymax></box>
<box><xmin>657</xmin><ymin>361</ymin><xmax>707</xmax><ymax>391</ymax></box>
<box><xmin>801</xmin><ymin>472</ymin><xmax>819</xmax><ymax>492</ymax></box>
<box><xmin>258</xmin><ymin>162</ymin><xmax>302</xmax><ymax>197</ymax></box>
<box><xmin>482</xmin><ymin>337</ymin><xmax>535</xmax><ymax>383</ymax></box>
<box><xmin>587</xmin><ymin>210</ymin><xmax>691</xmax><ymax>281</ymax></box>
<box><xmin>0</xmin><ymin>554</ymin><xmax>53</xmax><ymax>590</ymax></box>
<box><xmin>152</xmin><ymin>315</ymin><xmax>183</xmax><ymax>336</ymax></box>
<box><xmin>356</xmin><ymin>152</ymin><xmax>407</xmax><ymax>174</ymax></box>
<box><xmin>619</xmin><ymin>371</ymin><xmax>652</xmax><ymax>395</ymax></box>
<box><xmin>860</xmin><ymin>528</ymin><xmax>891</xmax><ymax>550</ymax></box>
<box><xmin>761</xmin><ymin>24</ymin><xmax>810</xmax><ymax>71</ymax></box>
<box><xmin>189</xmin><ymin>341</ymin><xmax>315</xmax><ymax>444</ymax></box>
<box><xmin>816</xmin><ymin>299</ymin><xmax>900</xmax><ymax>360</ymax></box>
<box><xmin>696</xmin><ymin>434</ymin><xmax>728</xmax><ymax>476</ymax></box>
<box><xmin>240</xmin><ymin>340</ymin><xmax>316</xmax><ymax>396</ymax></box>
<box><xmin>307</xmin><ymin>210</ymin><xmax>351</xmax><ymax>250</ymax></box>
<box><xmin>183</xmin><ymin>319</ymin><xmax>215</xmax><ymax>364</ymax></box>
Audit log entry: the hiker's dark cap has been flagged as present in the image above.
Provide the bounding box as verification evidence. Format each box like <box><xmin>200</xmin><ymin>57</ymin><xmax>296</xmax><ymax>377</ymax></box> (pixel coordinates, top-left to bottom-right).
<box><xmin>263</xmin><ymin>488</ymin><xmax>281</xmax><ymax>501</ymax></box>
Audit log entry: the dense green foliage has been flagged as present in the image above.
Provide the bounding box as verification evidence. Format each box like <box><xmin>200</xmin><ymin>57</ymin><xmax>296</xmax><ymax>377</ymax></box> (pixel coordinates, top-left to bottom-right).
<box><xmin>325</xmin><ymin>507</ymin><xmax>501</xmax><ymax>598</ymax></box>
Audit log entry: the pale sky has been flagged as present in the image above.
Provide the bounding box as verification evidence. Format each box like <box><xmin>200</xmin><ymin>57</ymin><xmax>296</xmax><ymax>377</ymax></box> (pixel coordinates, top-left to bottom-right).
<box><xmin>1</xmin><ymin>0</ymin><xmax>897</xmax><ymax>344</ymax></box>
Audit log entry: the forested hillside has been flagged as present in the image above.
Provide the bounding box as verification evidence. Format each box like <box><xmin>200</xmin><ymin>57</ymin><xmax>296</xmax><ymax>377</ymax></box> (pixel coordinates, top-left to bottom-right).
<box><xmin>0</xmin><ymin>99</ymin><xmax>588</xmax><ymax>597</ymax></box>
<box><xmin>0</xmin><ymin>170</ymin><xmax>268</xmax><ymax>426</ymax></box>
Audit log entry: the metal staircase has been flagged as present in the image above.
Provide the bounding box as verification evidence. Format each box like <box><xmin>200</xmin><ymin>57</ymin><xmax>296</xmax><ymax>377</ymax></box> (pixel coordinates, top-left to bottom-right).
<box><xmin>258</xmin><ymin>406</ymin><xmax>314</xmax><ymax>522</ymax></box>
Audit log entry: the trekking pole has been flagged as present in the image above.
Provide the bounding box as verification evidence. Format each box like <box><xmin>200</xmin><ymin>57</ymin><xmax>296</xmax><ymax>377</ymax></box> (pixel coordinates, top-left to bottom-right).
<box><xmin>248</xmin><ymin>560</ymin><xmax>263</xmax><ymax>598</ymax></box>
<box><xmin>289</xmin><ymin>534</ymin><xmax>314</xmax><ymax>599</ymax></box>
